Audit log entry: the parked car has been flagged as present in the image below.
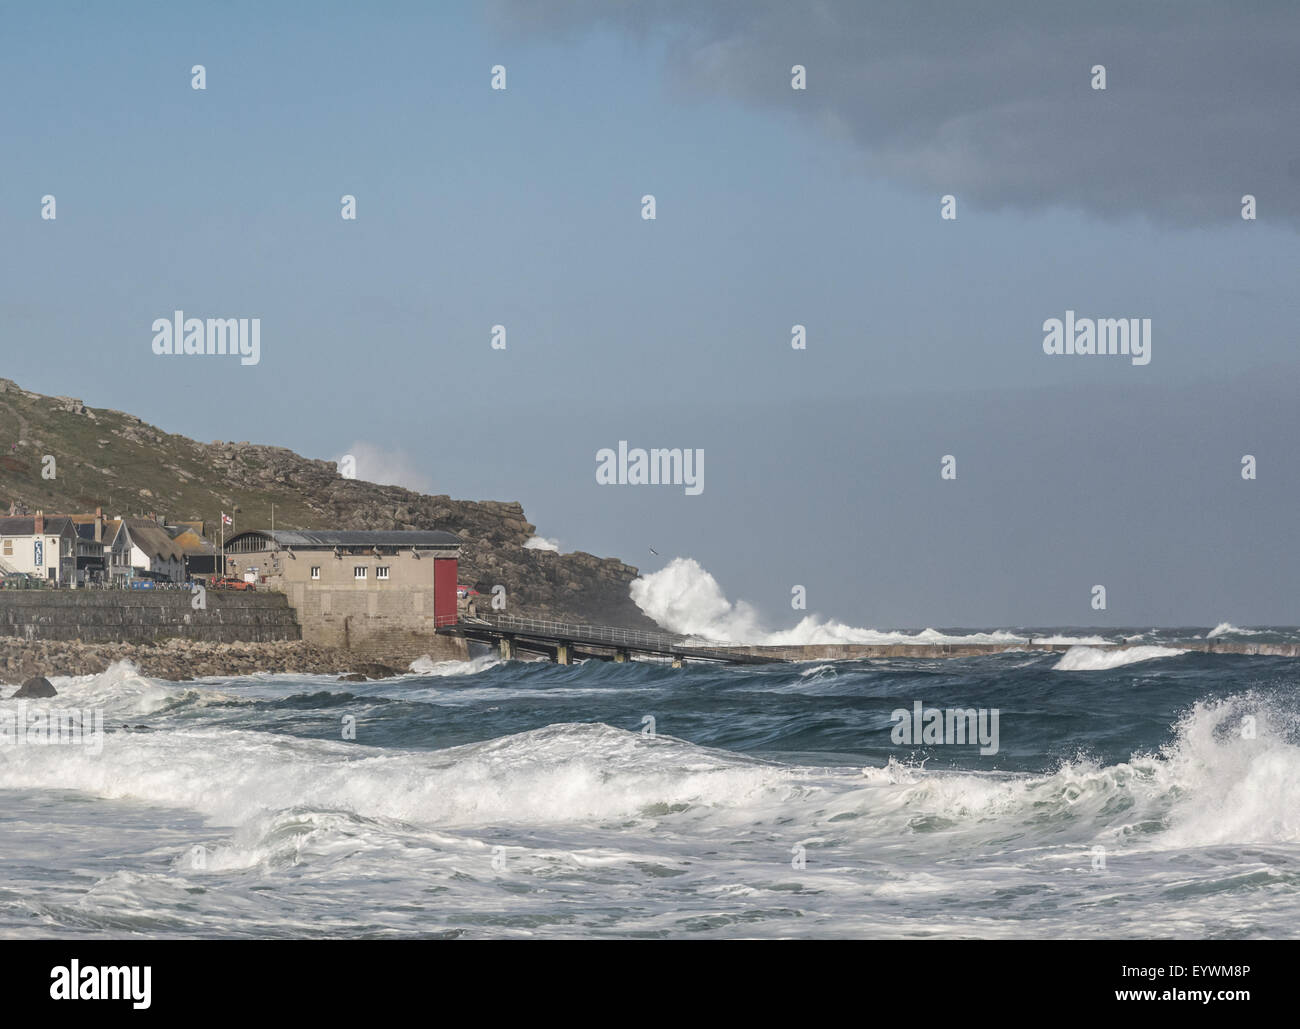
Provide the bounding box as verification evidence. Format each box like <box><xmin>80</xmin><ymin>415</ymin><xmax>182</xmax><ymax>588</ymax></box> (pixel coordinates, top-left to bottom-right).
<box><xmin>212</xmin><ymin>577</ymin><xmax>256</xmax><ymax>591</ymax></box>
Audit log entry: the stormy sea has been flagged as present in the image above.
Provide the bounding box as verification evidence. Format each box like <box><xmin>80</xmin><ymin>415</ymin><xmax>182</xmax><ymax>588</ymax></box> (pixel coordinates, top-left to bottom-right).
<box><xmin>2</xmin><ymin>623</ymin><xmax>1297</xmax><ymax>939</ymax></box>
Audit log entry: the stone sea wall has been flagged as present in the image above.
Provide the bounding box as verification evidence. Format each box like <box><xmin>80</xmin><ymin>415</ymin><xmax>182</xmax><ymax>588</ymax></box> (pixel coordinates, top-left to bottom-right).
<box><xmin>0</xmin><ymin>590</ymin><xmax>300</xmax><ymax>643</ymax></box>
<box><xmin>0</xmin><ymin>637</ymin><xmax>358</xmax><ymax>685</ymax></box>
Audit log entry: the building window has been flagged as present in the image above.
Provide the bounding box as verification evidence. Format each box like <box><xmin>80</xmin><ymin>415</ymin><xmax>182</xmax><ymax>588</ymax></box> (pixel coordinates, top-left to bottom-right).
<box><xmin>1</xmin><ymin>540</ymin><xmax>10</xmax><ymax>556</ymax></box>
<box><xmin>376</xmin><ymin>566</ymin><xmax>389</xmax><ymax>580</ymax></box>
<box><xmin>311</xmin><ymin>567</ymin><xmax>320</xmax><ymax>580</ymax></box>
<box><xmin>354</xmin><ymin>566</ymin><xmax>367</xmax><ymax>580</ymax></box>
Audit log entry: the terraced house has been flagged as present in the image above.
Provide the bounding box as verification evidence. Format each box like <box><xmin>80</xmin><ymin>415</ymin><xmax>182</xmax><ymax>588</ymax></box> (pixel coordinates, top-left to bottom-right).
<box><xmin>107</xmin><ymin>518</ymin><xmax>186</xmax><ymax>583</ymax></box>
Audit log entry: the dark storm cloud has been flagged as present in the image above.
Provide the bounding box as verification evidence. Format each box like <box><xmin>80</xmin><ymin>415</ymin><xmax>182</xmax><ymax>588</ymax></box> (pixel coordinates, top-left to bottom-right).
<box><xmin>491</xmin><ymin>1</ymin><xmax>1300</xmax><ymax>226</ymax></box>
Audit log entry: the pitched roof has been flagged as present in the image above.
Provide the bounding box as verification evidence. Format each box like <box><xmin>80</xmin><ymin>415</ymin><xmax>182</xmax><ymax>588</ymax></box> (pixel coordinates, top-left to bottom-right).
<box><xmin>170</xmin><ymin>529</ymin><xmax>216</xmax><ymax>556</ymax></box>
<box><xmin>0</xmin><ymin>516</ymin><xmax>77</xmax><ymax>536</ymax></box>
<box><xmin>229</xmin><ymin>529</ymin><xmax>461</xmax><ymax>549</ymax></box>
<box><xmin>61</xmin><ymin>515</ymin><xmax>122</xmax><ymax>542</ymax></box>
<box><xmin>121</xmin><ymin>521</ymin><xmax>184</xmax><ymax>561</ymax></box>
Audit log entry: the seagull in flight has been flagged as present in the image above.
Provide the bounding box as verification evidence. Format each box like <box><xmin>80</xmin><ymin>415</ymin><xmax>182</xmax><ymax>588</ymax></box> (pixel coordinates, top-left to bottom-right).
<box><xmin>649</xmin><ymin>547</ymin><xmax>659</xmax><ymax>556</ymax></box>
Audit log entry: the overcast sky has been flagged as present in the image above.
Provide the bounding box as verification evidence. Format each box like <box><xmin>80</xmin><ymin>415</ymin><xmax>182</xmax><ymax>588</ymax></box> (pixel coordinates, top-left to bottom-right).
<box><xmin>2</xmin><ymin>1</ymin><xmax>1296</xmax><ymax>627</ymax></box>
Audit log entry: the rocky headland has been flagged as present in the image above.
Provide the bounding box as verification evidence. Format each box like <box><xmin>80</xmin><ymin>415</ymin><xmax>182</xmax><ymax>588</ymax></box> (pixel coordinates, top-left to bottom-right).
<box><xmin>0</xmin><ymin>377</ymin><xmax>655</xmax><ymax>629</ymax></box>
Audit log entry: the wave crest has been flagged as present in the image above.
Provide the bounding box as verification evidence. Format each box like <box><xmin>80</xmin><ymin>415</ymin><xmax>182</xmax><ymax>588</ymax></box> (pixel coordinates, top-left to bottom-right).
<box><xmin>1053</xmin><ymin>646</ymin><xmax>1185</xmax><ymax>671</ymax></box>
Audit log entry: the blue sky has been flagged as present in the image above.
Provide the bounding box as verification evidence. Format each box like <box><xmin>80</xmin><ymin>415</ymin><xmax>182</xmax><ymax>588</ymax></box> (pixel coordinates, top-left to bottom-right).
<box><xmin>2</xmin><ymin>1</ymin><xmax>1297</xmax><ymax>627</ymax></box>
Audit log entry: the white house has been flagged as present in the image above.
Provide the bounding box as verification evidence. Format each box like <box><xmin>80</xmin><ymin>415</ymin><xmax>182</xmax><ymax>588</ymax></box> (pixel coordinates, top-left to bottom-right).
<box><xmin>107</xmin><ymin>518</ymin><xmax>186</xmax><ymax>582</ymax></box>
<box><xmin>0</xmin><ymin>513</ymin><xmax>78</xmax><ymax>583</ymax></box>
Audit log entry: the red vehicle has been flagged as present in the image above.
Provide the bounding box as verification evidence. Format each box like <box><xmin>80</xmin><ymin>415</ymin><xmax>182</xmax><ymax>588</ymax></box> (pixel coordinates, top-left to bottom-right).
<box><xmin>211</xmin><ymin>577</ymin><xmax>256</xmax><ymax>591</ymax></box>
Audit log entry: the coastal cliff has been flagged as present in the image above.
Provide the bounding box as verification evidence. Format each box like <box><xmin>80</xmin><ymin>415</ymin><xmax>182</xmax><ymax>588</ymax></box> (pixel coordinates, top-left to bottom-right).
<box><xmin>0</xmin><ymin>378</ymin><xmax>654</xmax><ymax>629</ymax></box>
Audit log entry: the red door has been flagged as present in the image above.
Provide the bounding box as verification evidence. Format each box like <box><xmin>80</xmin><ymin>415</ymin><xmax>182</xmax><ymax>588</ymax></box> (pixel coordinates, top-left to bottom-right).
<box><xmin>434</xmin><ymin>557</ymin><xmax>458</xmax><ymax>626</ymax></box>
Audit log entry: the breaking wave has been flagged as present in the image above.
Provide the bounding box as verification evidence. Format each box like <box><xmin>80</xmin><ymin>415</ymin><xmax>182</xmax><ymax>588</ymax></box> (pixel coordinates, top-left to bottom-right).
<box><xmin>1207</xmin><ymin>622</ymin><xmax>1263</xmax><ymax>638</ymax></box>
<box><xmin>5</xmin><ymin>656</ymin><xmax>1300</xmax><ymax>939</ymax></box>
<box><xmin>1053</xmin><ymin>646</ymin><xmax>1185</xmax><ymax>671</ymax></box>
<box><xmin>6</xmin><ymin>664</ymin><xmax>1297</xmax><ymax>853</ymax></box>
<box><xmin>630</xmin><ymin>557</ymin><xmax>1031</xmax><ymax>646</ymax></box>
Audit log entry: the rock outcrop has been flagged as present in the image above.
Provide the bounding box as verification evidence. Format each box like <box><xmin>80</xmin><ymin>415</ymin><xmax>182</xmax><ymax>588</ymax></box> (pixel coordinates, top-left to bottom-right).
<box><xmin>11</xmin><ymin>675</ymin><xmax>57</xmax><ymax>698</ymax></box>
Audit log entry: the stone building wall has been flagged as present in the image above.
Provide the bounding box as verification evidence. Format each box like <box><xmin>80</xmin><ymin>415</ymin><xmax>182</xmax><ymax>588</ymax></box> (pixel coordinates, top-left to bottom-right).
<box><xmin>279</xmin><ymin>580</ymin><xmax>466</xmax><ymax>664</ymax></box>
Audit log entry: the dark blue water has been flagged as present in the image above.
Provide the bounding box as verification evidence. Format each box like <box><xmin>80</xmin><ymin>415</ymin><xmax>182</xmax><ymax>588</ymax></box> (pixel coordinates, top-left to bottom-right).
<box><xmin>2</xmin><ymin>640</ymin><xmax>1298</xmax><ymax>938</ymax></box>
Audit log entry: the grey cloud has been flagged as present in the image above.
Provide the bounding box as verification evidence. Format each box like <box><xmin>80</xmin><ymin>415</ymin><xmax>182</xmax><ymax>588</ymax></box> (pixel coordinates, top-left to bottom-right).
<box><xmin>492</xmin><ymin>1</ymin><xmax>1300</xmax><ymax>226</ymax></box>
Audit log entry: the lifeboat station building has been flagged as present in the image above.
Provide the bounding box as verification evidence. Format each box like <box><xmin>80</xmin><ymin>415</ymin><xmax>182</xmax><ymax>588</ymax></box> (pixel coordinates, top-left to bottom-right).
<box><xmin>222</xmin><ymin>529</ymin><xmax>463</xmax><ymax>663</ymax></box>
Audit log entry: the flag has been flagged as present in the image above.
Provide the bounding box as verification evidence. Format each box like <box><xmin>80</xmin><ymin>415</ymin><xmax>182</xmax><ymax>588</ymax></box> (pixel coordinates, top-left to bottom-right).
<box><xmin>221</xmin><ymin>513</ymin><xmax>233</xmax><ymax>526</ymax></box>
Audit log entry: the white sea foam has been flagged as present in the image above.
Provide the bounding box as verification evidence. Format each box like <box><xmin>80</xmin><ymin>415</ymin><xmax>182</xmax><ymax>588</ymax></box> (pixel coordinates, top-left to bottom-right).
<box><xmin>630</xmin><ymin>557</ymin><xmax>1028</xmax><ymax>646</ymax></box>
<box><xmin>0</xmin><ymin>719</ymin><xmax>809</xmax><ymax>830</ymax></box>
<box><xmin>7</xmin><ymin>672</ymin><xmax>1293</xmax><ymax>855</ymax></box>
<box><xmin>30</xmin><ymin>660</ymin><xmax>218</xmax><ymax>717</ymax></box>
<box><xmin>1031</xmin><ymin>634</ymin><xmax>1111</xmax><ymax>645</ymax></box>
<box><xmin>1052</xmin><ymin>646</ymin><xmax>1185</xmax><ymax>671</ymax></box>
<box><xmin>5</xmin><ymin>661</ymin><xmax>1299</xmax><ymax>939</ymax></box>
<box><xmin>799</xmin><ymin>664</ymin><xmax>838</xmax><ymax>678</ymax></box>
<box><xmin>408</xmin><ymin>653</ymin><xmax>502</xmax><ymax>676</ymax></box>
<box><xmin>855</xmin><ymin>696</ymin><xmax>1300</xmax><ymax>848</ymax></box>
<box><xmin>1144</xmin><ymin>695</ymin><xmax>1300</xmax><ymax>848</ymax></box>
<box><xmin>1207</xmin><ymin>622</ymin><xmax>1263</xmax><ymax>638</ymax></box>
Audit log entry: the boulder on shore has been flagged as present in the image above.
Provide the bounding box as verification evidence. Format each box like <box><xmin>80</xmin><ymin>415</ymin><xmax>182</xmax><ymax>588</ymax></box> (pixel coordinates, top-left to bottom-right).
<box><xmin>338</xmin><ymin>672</ymin><xmax>368</xmax><ymax>682</ymax></box>
<box><xmin>352</xmin><ymin>663</ymin><xmax>399</xmax><ymax>680</ymax></box>
<box><xmin>12</xmin><ymin>676</ymin><xmax>57</xmax><ymax>699</ymax></box>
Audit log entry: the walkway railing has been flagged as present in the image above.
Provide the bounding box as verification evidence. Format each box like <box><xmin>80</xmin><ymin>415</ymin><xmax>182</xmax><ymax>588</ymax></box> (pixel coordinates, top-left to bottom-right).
<box><xmin>476</xmin><ymin>613</ymin><xmax>742</xmax><ymax>659</ymax></box>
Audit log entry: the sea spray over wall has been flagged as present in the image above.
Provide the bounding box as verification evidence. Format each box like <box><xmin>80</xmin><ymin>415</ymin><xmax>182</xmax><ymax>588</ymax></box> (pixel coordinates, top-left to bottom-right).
<box><xmin>629</xmin><ymin>557</ymin><xmax>1031</xmax><ymax>646</ymax></box>
<box><xmin>629</xmin><ymin>558</ymin><xmax>765</xmax><ymax>642</ymax></box>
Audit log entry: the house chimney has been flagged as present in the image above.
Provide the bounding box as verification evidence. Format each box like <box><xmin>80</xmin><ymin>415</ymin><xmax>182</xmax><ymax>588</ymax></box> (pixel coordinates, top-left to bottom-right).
<box><xmin>95</xmin><ymin>506</ymin><xmax>104</xmax><ymax>543</ymax></box>
<box><xmin>34</xmin><ymin>510</ymin><xmax>44</xmax><ymax>534</ymax></box>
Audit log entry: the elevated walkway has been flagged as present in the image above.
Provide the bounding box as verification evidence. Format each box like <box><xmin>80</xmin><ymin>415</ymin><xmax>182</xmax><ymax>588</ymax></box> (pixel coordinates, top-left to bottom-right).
<box><xmin>438</xmin><ymin>614</ymin><xmax>780</xmax><ymax>666</ymax></box>
<box><xmin>439</xmin><ymin>617</ymin><xmax>1300</xmax><ymax>666</ymax></box>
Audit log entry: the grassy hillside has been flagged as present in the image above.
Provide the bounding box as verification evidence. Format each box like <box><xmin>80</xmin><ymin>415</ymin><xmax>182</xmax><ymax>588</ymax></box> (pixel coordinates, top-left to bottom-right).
<box><xmin>0</xmin><ymin>379</ymin><xmax>654</xmax><ymax>628</ymax></box>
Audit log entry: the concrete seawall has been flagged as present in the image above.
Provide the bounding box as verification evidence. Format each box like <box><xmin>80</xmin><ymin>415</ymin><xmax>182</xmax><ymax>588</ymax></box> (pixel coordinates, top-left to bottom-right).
<box><xmin>0</xmin><ymin>588</ymin><xmax>467</xmax><ymax>667</ymax></box>
<box><xmin>0</xmin><ymin>591</ymin><xmax>301</xmax><ymax>643</ymax></box>
<box><xmin>280</xmin><ymin>583</ymin><xmax>467</xmax><ymax>665</ymax></box>
<box><xmin>725</xmin><ymin>641</ymin><xmax>1300</xmax><ymax>661</ymax></box>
